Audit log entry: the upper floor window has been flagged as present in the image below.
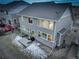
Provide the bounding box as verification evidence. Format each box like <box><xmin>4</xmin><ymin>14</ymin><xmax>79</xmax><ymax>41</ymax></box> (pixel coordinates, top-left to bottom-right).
<box><xmin>49</xmin><ymin>22</ymin><xmax>54</xmax><ymax>30</ymax></box>
<box><xmin>39</xmin><ymin>20</ymin><xmax>54</xmax><ymax>30</ymax></box>
<box><xmin>8</xmin><ymin>20</ymin><xmax>11</xmax><ymax>24</ymax></box>
<box><xmin>32</xmin><ymin>18</ymin><xmax>39</xmax><ymax>25</ymax></box>
<box><xmin>23</xmin><ymin>16</ymin><xmax>32</xmax><ymax>24</ymax></box>
<box><xmin>28</xmin><ymin>18</ymin><xmax>32</xmax><ymax>23</ymax></box>
<box><xmin>22</xmin><ymin>16</ymin><xmax>54</xmax><ymax>30</ymax></box>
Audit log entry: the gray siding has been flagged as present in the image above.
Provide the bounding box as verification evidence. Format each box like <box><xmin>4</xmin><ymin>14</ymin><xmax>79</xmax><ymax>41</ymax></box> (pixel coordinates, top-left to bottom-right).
<box><xmin>20</xmin><ymin>19</ymin><xmax>54</xmax><ymax>35</ymax></box>
<box><xmin>25</xmin><ymin>24</ymin><xmax>54</xmax><ymax>35</ymax></box>
<box><xmin>5</xmin><ymin>15</ymin><xmax>13</xmax><ymax>24</ymax></box>
<box><xmin>19</xmin><ymin>16</ymin><xmax>54</xmax><ymax>35</ymax></box>
<box><xmin>55</xmin><ymin>8</ymin><xmax>73</xmax><ymax>46</ymax></box>
<box><xmin>56</xmin><ymin>8</ymin><xmax>72</xmax><ymax>33</ymax></box>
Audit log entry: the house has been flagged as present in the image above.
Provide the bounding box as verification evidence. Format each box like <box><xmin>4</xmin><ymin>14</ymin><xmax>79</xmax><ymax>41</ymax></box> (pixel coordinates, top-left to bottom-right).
<box><xmin>4</xmin><ymin>1</ymin><xmax>30</xmax><ymax>28</ymax></box>
<box><xmin>16</xmin><ymin>2</ymin><xmax>73</xmax><ymax>48</ymax></box>
<box><xmin>72</xmin><ymin>6</ymin><xmax>79</xmax><ymax>29</ymax></box>
<box><xmin>0</xmin><ymin>4</ymin><xmax>8</xmax><ymax>25</ymax></box>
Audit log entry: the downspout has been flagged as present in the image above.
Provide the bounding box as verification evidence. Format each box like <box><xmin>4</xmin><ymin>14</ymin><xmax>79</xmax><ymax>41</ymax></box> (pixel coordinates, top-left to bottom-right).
<box><xmin>53</xmin><ymin>21</ymin><xmax>56</xmax><ymax>47</ymax></box>
<box><xmin>47</xmin><ymin>21</ymin><xmax>56</xmax><ymax>56</ymax></box>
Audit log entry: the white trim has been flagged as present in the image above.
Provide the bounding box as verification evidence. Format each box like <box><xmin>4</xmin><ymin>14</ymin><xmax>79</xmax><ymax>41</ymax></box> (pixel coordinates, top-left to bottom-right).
<box><xmin>17</xmin><ymin>14</ymin><xmax>57</xmax><ymax>22</ymax></box>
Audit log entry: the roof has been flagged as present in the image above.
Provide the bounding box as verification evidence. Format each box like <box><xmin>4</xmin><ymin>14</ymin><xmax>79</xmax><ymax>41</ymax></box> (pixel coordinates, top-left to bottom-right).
<box><xmin>0</xmin><ymin>4</ymin><xmax>6</xmax><ymax>10</ymax></box>
<box><xmin>72</xmin><ymin>6</ymin><xmax>79</xmax><ymax>13</ymax></box>
<box><xmin>72</xmin><ymin>6</ymin><xmax>79</xmax><ymax>20</ymax></box>
<box><xmin>0</xmin><ymin>4</ymin><xmax>7</xmax><ymax>16</ymax></box>
<box><xmin>18</xmin><ymin>2</ymin><xmax>70</xmax><ymax>21</ymax></box>
<box><xmin>6</xmin><ymin>1</ymin><xmax>30</xmax><ymax>8</ymax></box>
<box><xmin>6</xmin><ymin>1</ymin><xmax>30</xmax><ymax>14</ymax></box>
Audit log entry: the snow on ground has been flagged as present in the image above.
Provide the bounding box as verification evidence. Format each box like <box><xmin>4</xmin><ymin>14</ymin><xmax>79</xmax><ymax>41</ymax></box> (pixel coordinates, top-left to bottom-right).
<box><xmin>24</xmin><ymin>42</ymin><xmax>47</xmax><ymax>59</ymax></box>
<box><xmin>11</xmin><ymin>35</ymin><xmax>48</xmax><ymax>59</ymax></box>
<box><xmin>12</xmin><ymin>35</ymin><xmax>31</xmax><ymax>46</ymax></box>
<box><xmin>12</xmin><ymin>35</ymin><xmax>24</xmax><ymax>49</ymax></box>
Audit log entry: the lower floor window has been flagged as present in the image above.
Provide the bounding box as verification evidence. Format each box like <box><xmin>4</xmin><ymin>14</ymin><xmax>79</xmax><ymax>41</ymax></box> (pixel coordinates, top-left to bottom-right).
<box><xmin>48</xmin><ymin>34</ymin><xmax>54</xmax><ymax>41</ymax></box>
<box><xmin>42</xmin><ymin>33</ymin><xmax>47</xmax><ymax>39</ymax></box>
<box><xmin>38</xmin><ymin>31</ymin><xmax>54</xmax><ymax>41</ymax></box>
<box><xmin>22</xmin><ymin>29</ymin><xmax>54</xmax><ymax>41</ymax></box>
<box><xmin>38</xmin><ymin>32</ymin><xmax>47</xmax><ymax>40</ymax></box>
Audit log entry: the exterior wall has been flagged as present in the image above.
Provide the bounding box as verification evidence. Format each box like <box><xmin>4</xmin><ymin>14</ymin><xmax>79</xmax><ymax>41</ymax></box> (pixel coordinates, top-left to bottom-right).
<box><xmin>72</xmin><ymin>7</ymin><xmax>79</xmax><ymax>28</ymax></box>
<box><xmin>12</xmin><ymin>16</ymin><xmax>20</xmax><ymax>27</ymax></box>
<box><xmin>4</xmin><ymin>14</ymin><xmax>20</xmax><ymax>29</ymax></box>
<box><xmin>19</xmin><ymin>16</ymin><xmax>29</xmax><ymax>33</ymax></box>
<box><xmin>19</xmin><ymin>16</ymin><xmax>54</xmax><ymax>35</ymax></box>
<box><xmin>5</xmin><ymin>15</ymin><xmax>13</xmax><ymax>24</ymax></box>
<box><xmin>19</xmin><ymin>16</ymin><xmax>55</xmax><ymax>48</ymax></box>
<box><xmin>23</xmin><ymin>22</ymin><xmax>55</xmax><ymax>48</ymax></box>
<box><xmin>0</xmin><ymin>15</ymin><xmax>6</xmax><ymax>24</ymax></box>
<box><xmin>5</xmin><ymin>15</ymin><xmax>18</xmax><ymax>25</ymax></box>
<box><xmin>55</xmin><ymin>8</ymin><xmax>73</xmax><ymax>46</ymax></box>
<box><xmin>19</xmin><ymin>8</ymin><xmax>73</xmax><ymax>48</ymax></box>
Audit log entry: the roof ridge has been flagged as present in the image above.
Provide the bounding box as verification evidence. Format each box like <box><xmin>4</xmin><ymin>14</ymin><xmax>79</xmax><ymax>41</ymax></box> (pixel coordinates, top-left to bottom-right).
<box><xmin>32</xmin><ymin>1</ymin><xmax>55</xmax><ymax>4</ymax></box>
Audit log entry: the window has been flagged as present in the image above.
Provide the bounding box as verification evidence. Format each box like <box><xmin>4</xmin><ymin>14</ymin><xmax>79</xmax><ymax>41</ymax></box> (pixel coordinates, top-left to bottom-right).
<box><xmin>38</xmin><ymin>31</ymin><xmax>47</xmax><ymax>39</ymax></box>
<box><xmin>48</xmin><ymin>34</ymin><xmax>54</xmax><ymax>41</ymax></box>
<box><xmin>28</xmin><ymin>18</ymin><xmax>32</xmax><ymax>23</ymax></box>
<box><xmin>38</xmin><ymin>32</ymin><xmax>41</xmax><ymax>37</ymax></box>
<box><xmin>32</xmin><ymin>18</ymin><xmax>39</xmax><ymax>25</ymax></box>
<box><xmin>14</xmin><ymin>19</ymin><xmax>17</xmax><ymax>24</ymax></box>
<box><xmin>39</xmin><ymin>20</ymin><xmax>54</xmax><ymax>30</ymax></box>
<box><xmin>39</xmin><ymin>20</ymin><xmax>48</xmax><ymax>28</ymax></box>
<box><xmin>23</xmin><ymin>16</ymin><xmax>28</xmax><ymax>23</ymax></box>
<box><xmin>38</xmin><ymin>31</ymin><xmax>54</xmax><ymax>41</ymax></box>
<box><xmin>42</xmin><ymin>20</ymin><xmax>49</xmax><ymax>29</ymax></box>
<box><xmin>42</xmin><ymin>33</ymin><xmax>47</xmax><ymax>39</ymax></box>
<box><xmin>8</xmin><ymin>20</ymin><xmax>11</xmax><ymax>24</ymax></box>
<box><xmin>49</xmin><ymin>22</ymin><xmax>54</xmax><ymax>30</ymax></box>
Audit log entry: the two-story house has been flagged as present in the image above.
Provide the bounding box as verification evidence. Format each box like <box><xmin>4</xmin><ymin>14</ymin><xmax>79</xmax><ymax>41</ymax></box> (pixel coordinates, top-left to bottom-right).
<box><xmin>16</xmin><ymin>2</ymin><xmax>73</xmax><ymax>48</ymax></box>
<box><xmin>5</xmin><ymin>1</ymin><xmax>30</xmax><ymax>28</ymax></box>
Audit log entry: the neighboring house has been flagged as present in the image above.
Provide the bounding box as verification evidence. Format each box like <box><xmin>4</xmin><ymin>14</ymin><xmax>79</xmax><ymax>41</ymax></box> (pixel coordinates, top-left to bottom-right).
<box><xmin>72</xmin><ymin>6</ymin><xmax>79</xmax><ymax>29</ymax></box>
<box><xmin>0</xmin><ymin>4</ymin><xmax>8</xmax><ymax>25</ymax></box>
<box><xmin>4</xmin><ymin>1</ymin><xmax>30</xmax><ymax>27</ymax></box>
<box><xmin>16</xmin><ymin>2</ymin><xmax>72</xmax><ymax>48</ymax></box>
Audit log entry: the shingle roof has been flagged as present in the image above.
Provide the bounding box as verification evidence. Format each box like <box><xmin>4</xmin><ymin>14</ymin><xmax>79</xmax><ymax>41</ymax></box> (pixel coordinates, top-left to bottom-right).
<box><xmin>0</xmin><ymin>4</ymin><xmax>6</xmax><ymax>10</ymax></box>
<box><xmin>6</xmin><ymin>1</ymin><xmax>30</xmax><ymax>14</ymax></box>
<box><xmin>18</xmin><ymin>2</ymin><xmax>70</xmax><ymax>21</ymax></box>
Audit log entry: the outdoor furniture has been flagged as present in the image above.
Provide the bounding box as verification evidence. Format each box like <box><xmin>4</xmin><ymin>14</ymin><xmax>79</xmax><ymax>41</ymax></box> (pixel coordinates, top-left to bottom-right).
<box><xmin>18</xmin><ymin>38</ymin><xmax>31</xmax><ymax>48</ymax></box>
